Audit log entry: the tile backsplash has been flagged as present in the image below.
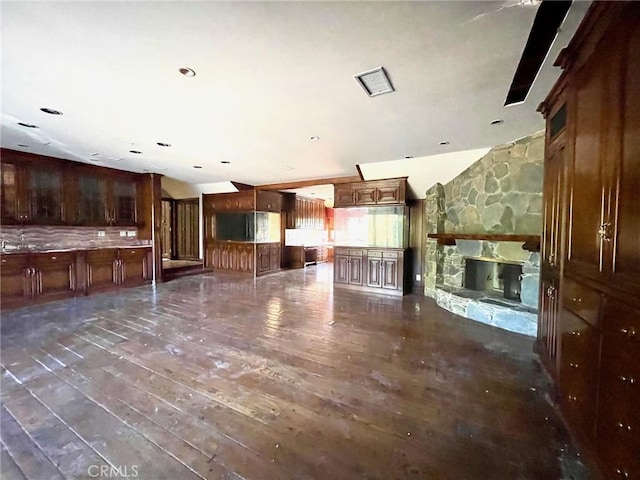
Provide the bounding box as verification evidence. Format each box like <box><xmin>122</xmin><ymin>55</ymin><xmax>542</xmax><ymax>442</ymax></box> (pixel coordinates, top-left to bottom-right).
<box><xmin>0</xmin><ymin>226</ymin><xmax>151</xmax><ymax>250</ymax></box>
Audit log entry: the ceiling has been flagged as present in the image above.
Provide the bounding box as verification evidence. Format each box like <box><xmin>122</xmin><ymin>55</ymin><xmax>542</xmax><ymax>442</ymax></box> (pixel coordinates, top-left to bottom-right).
<box><xmin>1</xmin><ymin>1</ymin><xmax>589</xmax><ymax>189</ymax></box>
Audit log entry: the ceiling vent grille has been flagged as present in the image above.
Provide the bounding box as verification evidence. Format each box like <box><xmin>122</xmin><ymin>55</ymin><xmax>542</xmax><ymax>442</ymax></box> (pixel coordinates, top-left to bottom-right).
<box><xmin>354</xmin><ymin>66</ymin><xmax>394</xmax><ymax>97</ymax></box>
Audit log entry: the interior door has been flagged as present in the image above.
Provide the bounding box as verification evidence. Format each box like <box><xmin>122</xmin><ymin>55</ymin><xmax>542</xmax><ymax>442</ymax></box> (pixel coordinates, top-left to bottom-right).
<box><xmin>161</xmin><ymin>200</ymin><xmax>172</xmax><ymax>259</ymax></box>
<box><xmin>176</xmin><ymin>198</ymin><xmax>199</xmax><ymax>260</ymax></box>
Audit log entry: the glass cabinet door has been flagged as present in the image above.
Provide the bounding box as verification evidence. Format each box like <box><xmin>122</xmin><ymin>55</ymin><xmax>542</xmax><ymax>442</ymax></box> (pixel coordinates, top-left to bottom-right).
<box><xmin>29</xmin><ymin>167</ymin><xmax>63</xmax><ymax>223</ymax></box>
<box><xmin>1</xmin><ymin>163</ymin><xmax>19</xmax><ymax>222</ymax></box>
<box><xmin>113</xmin><ymin>179</ymin><xmax>137</xmax><ymax>224</ymax></box>
<box><xmin>78</xmin><ymin>174</ymin><xmax>107</xmax><ymax>224</ymax></box>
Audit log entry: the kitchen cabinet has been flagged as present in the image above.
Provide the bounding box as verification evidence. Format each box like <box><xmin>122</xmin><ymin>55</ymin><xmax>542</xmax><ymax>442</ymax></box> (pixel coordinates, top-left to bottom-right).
<box><xmin>118</xmin><ymin>247</ymin><xmax>151</xmax><ymax>286</ymax></box>
<box><xmin>333</xmin><ymin>178</ymin><xmax>407</xmax><ymax>208</ymax></box>
<box><xmin>0</xmin><ymin>149</ymin><xmax>144</xmax><ymax>227</ymax></box>
<box><xmin>85</xmin><ymin>248</ymin><xmax>119</xmax><ymax>293</ymax></box>
<box><xmin>0</xmin><ymin>159</ymin><xmax>64</xmax><ymax>224</ymax></box>
<box><xmin>293</xmin><ymin>196</ymin><xmax>325</xmax><ymax>229</ymax></box>
<box><xmin>0</xmin><ymin>251</ymin><xmax>76</xmax><ymax>308</ymax></box>
<box><xmin>537</xmin><ymin>3</ymin><xmax>640</xmax><ymax>477</ymax></box>
<box><xmin>256</xmin><ymin>243</ymin><xmax>280</xmax><ymax>276</ymax></box>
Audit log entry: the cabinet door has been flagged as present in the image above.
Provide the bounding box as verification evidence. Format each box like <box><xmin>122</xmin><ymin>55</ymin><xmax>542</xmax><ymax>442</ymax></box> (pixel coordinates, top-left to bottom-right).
<box><xmin>558</xmin><ymin>308</ymin><xmax>601</xmax><ymax>444</ymax></box>
<box><xmin>270</xmin><ymin>245</ymin><xmax>280</xmax><ymax>271</ymax></box>
<box><xmin>0</xmin><ymin>162</ymin><xmax>26</xmax><ymax>224</ymax></box>
<box><xmin>31</xmin><ymin>252</ymin><xmax>77</xmax><ymax>302</ymax></box>
<box><xmin>0</xmin><ymin>254</ymin><xmax>30</xmax><ymax>308</ymax></box>
<box><xmin>354</xmin><ymin>187</ymin><xmax>376</xmax><ymax>205</ymax></box>
<box><xmin>119</xmin><ymin>248</ymin><xmax>150</xmax><ymax>286</ymax></box>
<box><xmin>85</xmin><ymin>249</ymin><xmax>119</xmax><ymax>292</ymax></box>
<box><xmin>542</xmin><ymin>141</ymin><xmax>566</xmax><ymax>274</ymax></box>
<box><xmin>348</xmin><ymin>256</ymin><xmax>363</xmax><ymax>286</ymax></box>
<box><xmin>608</xmin><ymin>23</ymin><xmax>640</xmax><ymax>297</ymax></box>
<box><xmin>566</xmin><ymin>47</ymin><xmax>609</xmax><ymax>280</ymax></box>
<box><xmin>366</xmin><ymin>255</ymin><xmax>382</xmax><ymax>288</ymax></box>
<box><xmin>257</xmin><ymin>244</ymin><xmax>271</xmax><ymax>274</ymax></box>
<box><xmin>538</xmin><ymin>275</ymin><xmax>560</xmax><ymax>374</ymax></box>
<box><xmin>376</xmin><ymin>184</ymin><xmax>403</xmax><ymax>205</ymax></box>
<box><xmin>77</xmin><ymin>174</ymin><xmax>107</xmax><ymax>225</ymax></box>
<box><xmin>381</xmin><ymin>258</ymin><xmax>399</xmax><ymax>290</ymax></box>
<box><xmin>28</xmin><ymin>166</ymin><xmax>63</xmax><ymax>224</ymax></box>
<box><xmin>112</xmin><ymin>178</ymin><xmax>137</xmax><ymax>225</ymax></box>
<box><xmin>334</xmin><ymin>254</ymin><xmax>349</xmax><ymax>284</ymax></box>
<box><xmin>334</xmin><ymin>186</ymin><xmax>355</xmax><ymax>207</ymax></box>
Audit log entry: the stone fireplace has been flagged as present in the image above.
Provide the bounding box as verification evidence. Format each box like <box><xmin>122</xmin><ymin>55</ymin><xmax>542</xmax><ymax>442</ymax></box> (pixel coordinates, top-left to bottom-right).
<box><xmin>423</xmin><ymin>131</ymin><xmax>543</xmax><ymax>337</ymax></box>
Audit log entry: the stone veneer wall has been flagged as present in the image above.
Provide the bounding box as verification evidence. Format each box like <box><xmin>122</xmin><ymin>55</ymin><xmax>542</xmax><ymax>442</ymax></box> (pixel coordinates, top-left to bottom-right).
<box><xmin>423</xmin><ymin>131</ymin><xmax>544</xmax><ymax>336</ymax></box>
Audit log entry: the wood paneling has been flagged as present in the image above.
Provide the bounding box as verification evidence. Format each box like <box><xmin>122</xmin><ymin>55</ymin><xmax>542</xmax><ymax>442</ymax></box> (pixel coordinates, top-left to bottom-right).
<box><xmin>333</xmin><ymin>178</ymin><xmax>407</xmax><ymax>208</ymax></box>
<box><xmin>176</xmin><ymin>199</ymin><xmax>199</xmax><ymax>260</ymax></box>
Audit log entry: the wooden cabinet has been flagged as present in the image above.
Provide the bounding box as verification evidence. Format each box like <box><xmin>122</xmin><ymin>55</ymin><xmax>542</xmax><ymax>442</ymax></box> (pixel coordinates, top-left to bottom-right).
<box><xmin>334</xmin><ymin>248</ymin><xmax>363</xmax><ymax>286</ymax></box>
<box><xmin>597</xmin><ymin>299</ymin><xmax>640</xmax><ymax>480</ymax></box>
<box><xmin>293</xmin><ymin>196</ymin><xmax>325</xmax><ymax>229</ymax></box>
<box><xmin>335</xmin><ymin>247</ymin><xmax>408</xmax><ymax>295</ymax></box>
<box><xmin>255</xmin><ymin>243</ymin><xmax>281</xmax><ymax>276</ymax></box>
<box><xmin>537</xmin><ymin>4</ymin><xmax>640</xmax><ymax>477</ymax></box>
<box><xmin>29</xmin><ymin>252</ymin><xmax>78</xmax><ymax>303</ymax></box>
<box><xmin>118</xmin><ymin>247</ymin><xmax>151</xmax><ymax>286</ymax></box>
<box><xmin>205</xmin><ymin>190</ymin><xmax>282</xmax><ymax>213</ymax></box>
<box><xmin>206</xmin><ymin>241</ymin><xmax>255</xmax><ymax>275</ymax></box>
<box><xmin>0</xmin><ymin>159</ymin><xmax>64</xmax><ymax>224</ymax></box>
<box><xmin>0</xmin><ymin>254</ymin><xmax>30</xmax><ymax>309</ymax></box>
<box><xmin>0</xmin><ymin>149</ymin><xmax>144</xmax><ymax>227</ymax></box>
<box><xmin>333</xmin><ymin>178</ymin><xmax>407</xmax><ymax>208</ymax></box>
<box><xmin>85</xmin><ymin>248</ymin><xmax>119</xmax><ymax>293</ymax></box>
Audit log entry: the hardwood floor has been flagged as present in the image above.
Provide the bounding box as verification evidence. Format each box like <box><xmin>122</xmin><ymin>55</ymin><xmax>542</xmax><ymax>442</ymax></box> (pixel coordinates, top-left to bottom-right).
<box><xmin>0</xmin><ymin>264</ymin><xmax>590</xmax><ymax>480</ymax></box>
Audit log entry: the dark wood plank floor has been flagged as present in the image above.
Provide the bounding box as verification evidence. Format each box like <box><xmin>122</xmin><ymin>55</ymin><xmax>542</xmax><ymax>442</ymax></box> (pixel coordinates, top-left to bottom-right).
<box><xmin>1</xmin><ymin>264</ymin><xmax>590</xmax><ymax>480</ymax></box>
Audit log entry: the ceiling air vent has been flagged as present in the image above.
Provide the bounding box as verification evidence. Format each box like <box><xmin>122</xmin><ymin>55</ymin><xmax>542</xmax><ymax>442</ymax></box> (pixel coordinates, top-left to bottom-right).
<box><xmin>354</xmin><ymin>66</ymin><xmax>394</xmax><ymax>97</ymax></box>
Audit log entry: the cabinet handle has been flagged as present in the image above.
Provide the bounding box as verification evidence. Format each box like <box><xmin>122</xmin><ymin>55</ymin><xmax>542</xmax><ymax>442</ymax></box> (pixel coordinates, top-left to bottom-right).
<box><xmin>619</xmin><ymin>375</ymin><xmax>636</xmax><ymax>386</ymax></box>
<box><xmin>548</xmin><ymin>253</ymin><xmax>555</xmax><ymax>266</ymax></box>
<box><xmin>571</xmin><ymin>330</ymin><xmax>581</xmax><ymax>336</ymax></box>
<box><xmin>36</xmin><ymin>270</ymin><xmax>42</xmax><ymax>294</ymax></box>
<box><xmin>617</xmin><ymin>422</ymin><xmax>632</xmax><ymax>432</ymax></box>
<box><xmin>572</xmin><ymin>297</ymin><xmax>582</xmax><ymax>303</ymax></box>
<box><xmin>598</xmin><ymin>222</ymin><xmax>612</xmax><ymax>241</ymax></box>
<box><xmin>546</xmin><ymin>285</ymin><xmax>555</xmax><ymax>298</ymax></box>
<box><xmin>620</xmin><ymin>327</ymin><xmax>637</xmax><ymax>339</ymax></box>
<box><xmin>567</xmin><ymin>395</ymin><xmax>578</xmax><ymax>402</ymax></box>
<box><xmin>616</xmin><ymin>468</ymin><xmax>630</xmax><ymax>479</ymax></box>
<box><xmin>569</xmin><ymin>362</ymin><xmax>579</xmax><ymax>369</ymax></box>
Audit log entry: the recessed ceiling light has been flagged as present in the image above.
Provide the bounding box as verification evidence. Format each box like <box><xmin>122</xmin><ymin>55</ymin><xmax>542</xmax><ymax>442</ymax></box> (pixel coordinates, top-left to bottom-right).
<box><xmin>193</xmin><ymin>165</ymin><xmax>203</xmax><ymax>169</ymax></box>
<box><xmin>404</xmin><ymin>155</ymin><xmax>413</xmax><ymax>159</ymax></box>
<box><xmin>17</xmin><ymin>144</ymin><xmax>29</xmax><ymax>148</ymax></box>
<box><xmin>157</xmin><ymin>142</ymin><xmax>171</xmax><ymax>147</ymax></box>
<box><xmin>18</xmin><ymin>122</ymin><xmax>38</xmax><ymax>128</ymax></box>
<box><xmin>354</xmin><ymin>66</ymin><xmax>394</xmax><ymax>97</ymax></box>
<box><xmin>179</xmin><ymin>67</ymin><xmax>196</xmax><ymax>77</ymax></box>
<box><xmin>490</xmin><ymin>119</ymin><xmax>504</xmax><ymax>125</ymax></box>
<box><xmin>40</xmin><ymin>108</ymin><xmax>63</xmax><ymax>115</ymax></box>
<box><xmin>129</xmin><ymin>150</ymin><xmax>142</xmax><ymax>154</ymax></box>
<box><xmin>220</xmin><ymin>161</ymin><xmax>230</xmax><ymax>164</ymax></box>
<box><xmin>439</xmin><ymin>141</ymin><xmax>450</xmax><ymax>145</ymax></box>
<box><xmin>310</xmin><ymin>136</ymin><xmax>320</xmax><ymax>140</ymax></box>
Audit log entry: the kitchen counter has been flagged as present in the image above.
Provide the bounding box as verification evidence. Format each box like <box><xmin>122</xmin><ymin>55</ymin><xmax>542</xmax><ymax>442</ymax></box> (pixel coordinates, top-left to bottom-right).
<box><xmin>0</xmin><ymin>244</ymin><xmax>152</xmax><ymax>255</ymax></box>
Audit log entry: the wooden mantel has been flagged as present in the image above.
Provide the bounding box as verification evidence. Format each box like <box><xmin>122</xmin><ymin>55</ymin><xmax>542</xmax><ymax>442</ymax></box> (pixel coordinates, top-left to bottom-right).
<box><xmin>427</xmin><ymin>233</ymin><xmax>541</xmax><ymax>252</ymax></box>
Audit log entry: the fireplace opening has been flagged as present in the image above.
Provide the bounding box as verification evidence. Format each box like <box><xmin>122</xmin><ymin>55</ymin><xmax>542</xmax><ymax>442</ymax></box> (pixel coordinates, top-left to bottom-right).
<box><xmin>464</xmin><ymin>258</ymin><xmax>522</xmax><ymax>302</ymax></box>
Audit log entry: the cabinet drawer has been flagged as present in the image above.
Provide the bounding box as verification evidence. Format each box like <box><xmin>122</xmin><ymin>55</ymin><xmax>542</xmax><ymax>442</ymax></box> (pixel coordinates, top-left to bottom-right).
<box><xmin>367</xmin><ymin>250</ymin><xmax>382</xmax><ymax>258</ymax></box>
<box><xmin>562</xmin><ymin>277</ymin><xmax>602</xmax><ymax>327</ymax></box>
<box><xmin>31</xmin><ymin>252</ymin><xmax>76</xmax><ymax>266</ymax></box>
<box><xmin>119</xmin><ymin>248</ymin><xmax>149</xmax><ymax>260</ymax></box>
<box><xmin>86</xmin><ymin>248</ymin><xmax>119</xmax><ymax>263</ymax></box>
<box><xmin>604</xmin><ymin>299</ymin><xmax>640</xmax><ymax>357</ymax></box>
<box><xmin>348</xmin><ymin>249</ymin><xmax>363</xmax><ymax>257</ymax></box>
<box><xmin>597</xmin><ymin>421</ymin><xmax>640</xmax><ymax>480</ymax></box>
<box><xmin>382</xmin><ymin>251</ymin><xmax>399</xmax><ymax>259</ymax></box>
<box><xmin>334</xmin><ymin>248</ymin><xmax>349</xmax><ymax>256</ymax></box>
<box><xmin>0</xmin><ymin>254</ymin><xmax>30</xmax><ymax>273</ymax></box>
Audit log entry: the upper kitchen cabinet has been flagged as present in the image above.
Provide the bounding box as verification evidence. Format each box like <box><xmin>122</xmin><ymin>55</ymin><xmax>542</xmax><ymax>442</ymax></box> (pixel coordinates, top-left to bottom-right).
<box><xmin>1</xmin><ymin>156</ymin><xmax>64</xmax><ymax>224</ymax></box>
<box><xmin>0</xmin><ymin>148</ymin><xmax>143</xmax><ymax>227</ymax></box>
<box><xmin>333</xmin><ymin>178</ymin><xmax>407</xmax><ymax>208</ymax></box>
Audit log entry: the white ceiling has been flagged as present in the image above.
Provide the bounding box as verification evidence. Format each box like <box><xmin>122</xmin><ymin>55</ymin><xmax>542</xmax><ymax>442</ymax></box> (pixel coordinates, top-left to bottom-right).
<box><xmin>1</xmin><ymin>1</ymin><xmax>589</xmax><ymax>188</ymax></box>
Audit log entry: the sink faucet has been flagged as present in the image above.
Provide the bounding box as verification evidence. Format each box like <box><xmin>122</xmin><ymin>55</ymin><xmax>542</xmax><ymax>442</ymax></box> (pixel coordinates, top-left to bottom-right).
<box><xmin>1</xmin><ymin>240</ymin><xmax>6</xmax><ymax>250</ymax></box>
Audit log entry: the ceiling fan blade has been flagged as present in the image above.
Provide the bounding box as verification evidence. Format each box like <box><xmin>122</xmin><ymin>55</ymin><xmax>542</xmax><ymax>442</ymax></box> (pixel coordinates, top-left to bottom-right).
<box><xmin>504</xmin><ymin>0</ymin><xmax>572</xmax><ymax>106</ymax></box>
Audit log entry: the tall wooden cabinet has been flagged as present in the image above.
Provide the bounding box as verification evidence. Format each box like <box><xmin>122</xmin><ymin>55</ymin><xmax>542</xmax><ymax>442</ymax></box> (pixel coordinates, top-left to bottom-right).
<box><xmin>538</xmin><ymin>3</ymin><xmax>640</xmax><ymax>478</ymax></box>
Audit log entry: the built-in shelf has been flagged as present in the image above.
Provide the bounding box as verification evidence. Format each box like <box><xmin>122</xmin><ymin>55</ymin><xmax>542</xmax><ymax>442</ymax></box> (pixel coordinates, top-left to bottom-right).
<box><xmin>427</xmin><ymin>233</ymin><xmax>540</xmax><ymax>252</ymax></box>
